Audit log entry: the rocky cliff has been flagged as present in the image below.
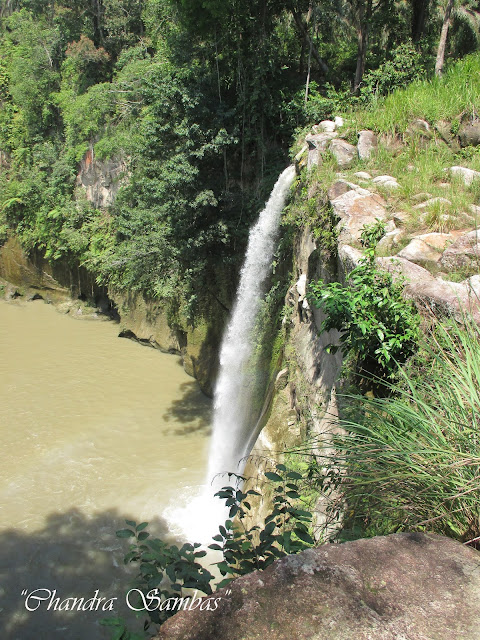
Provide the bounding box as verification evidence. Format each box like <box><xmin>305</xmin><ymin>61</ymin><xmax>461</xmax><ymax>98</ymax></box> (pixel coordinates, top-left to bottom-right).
<box><xmin>154</xmin><ymin>533</ymin><xmax>480</xmax><ymax>640</ymax></box>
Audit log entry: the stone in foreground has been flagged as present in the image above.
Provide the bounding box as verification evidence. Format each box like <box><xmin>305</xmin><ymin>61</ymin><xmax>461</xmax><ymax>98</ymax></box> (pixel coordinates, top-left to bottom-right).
<box><xmin>155</xmin><ymin>533</ymin><xmax>480</xmax><ymax>640</ymax></box>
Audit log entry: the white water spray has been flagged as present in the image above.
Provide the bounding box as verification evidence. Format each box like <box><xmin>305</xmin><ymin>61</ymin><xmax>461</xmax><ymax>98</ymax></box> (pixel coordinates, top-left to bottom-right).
<box><xmin>166</xmin><ymin>165</ymin><xmax>296</xmax><ymax>542</ymax></box>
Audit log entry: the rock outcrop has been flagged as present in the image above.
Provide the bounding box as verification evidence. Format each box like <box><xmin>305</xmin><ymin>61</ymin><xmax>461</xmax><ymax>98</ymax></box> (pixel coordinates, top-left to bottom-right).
<box><xmin>459</xmin><ymin>120</ymin><xmax>480</xmax><ymax>148</ymax></box>
<box><xmin>76</xmin><ymin>145</ymin><xmax>128</xmax><ymax>208</ymax></box>
<box><xmin>330</xmin><ymin>189</ymin><xmax>387</xmax><ymax>245</ymax></box>
<box><xmin>329</xmin><ymin>138</ymin><xmax>356</xmax><ymax>168</ymax></box>
<box><xmin>357</xmin><ymin>130</ymin><xmax>377</xmax><ymax>160</ymax></box>
<box><xmin>155</xmin><ymin>533</ymin><xmax>480</xmax><ymax>640</ymax></box>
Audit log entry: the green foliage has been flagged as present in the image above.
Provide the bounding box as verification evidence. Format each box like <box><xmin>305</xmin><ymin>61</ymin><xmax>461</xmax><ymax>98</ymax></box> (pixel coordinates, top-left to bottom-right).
<box><xmin>308</xmin><ymin>221</ymin><xmax>420</xmax><ymax>385</ymax></box>
<box><xmin>359</xmin><ymin>42</ymin><xmax>425</xmax><ymax>105</ymax></box>
<box><xmin>318</xmin><ymin>316</ymin><xmax>480</xmax><ymax>546</ymax></box>
<box><xmin>282</xmin><ymin>170</ymin><xmax>338</xmax><ymax>257</ymax></box>
<box><xmin>114</xmin><ymin>464</ymin><xmax>313</xmax><ymax>636</ymax></box>
<box><xmin>115</xmin><ymin>520</ymin><xmax>214</xmax><ymax>630</ymax></box>
<box><xmin>209</xmin><ymin>466</ymin><xmax>314</xmax><ymax>586</ymax></box>
<box><xmin>352</xmin><ymin>53</ymin><xmax>480</xmax><ymax>134</ymax></box>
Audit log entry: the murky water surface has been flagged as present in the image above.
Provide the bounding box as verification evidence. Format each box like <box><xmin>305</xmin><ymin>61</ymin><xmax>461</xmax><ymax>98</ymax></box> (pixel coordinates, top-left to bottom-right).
<box><xmin>0</xmin><ymin>300</ymin><xmax>211</xmax><ymax>639</ymax></box>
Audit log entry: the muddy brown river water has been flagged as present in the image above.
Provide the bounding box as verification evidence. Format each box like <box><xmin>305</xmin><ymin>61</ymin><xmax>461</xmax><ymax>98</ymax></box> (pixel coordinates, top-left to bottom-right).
<box><xmin>0</xmin><ymin>300</ymin><xmax>212</xmax><ymax>639</ymax></box>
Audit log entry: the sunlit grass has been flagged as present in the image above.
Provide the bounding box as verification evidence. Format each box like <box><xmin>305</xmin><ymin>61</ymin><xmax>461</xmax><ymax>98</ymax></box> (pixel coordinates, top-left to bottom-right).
<box><xmin>313</xmin><ymin>317</ymin><xmax>480</xmax><ymax>546</ymax></box>
<box><xmin>348</xmin><ymin>53</ymin><xmax>480</xmax><ymax>134</ymax></box>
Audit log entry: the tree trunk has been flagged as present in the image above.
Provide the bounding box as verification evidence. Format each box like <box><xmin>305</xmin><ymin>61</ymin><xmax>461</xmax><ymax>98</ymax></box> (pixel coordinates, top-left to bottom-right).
<box><xmin>435</xmin><ymin>0</ymin><xmax>454</xmax><ymax>76</ymax></box>
<box><xmin>411</xmin><ymin>0</ymin><xmax>430</xmax><ymax>43</ymax></box>
<box><xmin>305</xmin><ymin>3</ymin><xmax>316</xmax><ymax>104</ymax></box>
<box><xmin>292</xmin><ymin>10</ymin><xmax>328</xmax><ymax>75</ymax></box>
<box><xmin>353</xmin><ymin>0</ymin><xmax>372</xmax><ymax>92</ymax></box>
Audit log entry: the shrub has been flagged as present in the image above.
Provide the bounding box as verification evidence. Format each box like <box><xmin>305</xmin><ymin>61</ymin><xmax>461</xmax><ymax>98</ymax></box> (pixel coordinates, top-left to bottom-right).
<box><xmin>307</xmin><ymin>221</ymin><xmax>420</xmax><ymax>386</ymax></box>
<box><xmin>317</xmin><ymin>316</ymin><xmax>480</xmax><ymax>546</ymax></box>
<box><xmin>359</xmin><ymin>42</ymin><xmax>425</xmax><ymax>105</ymax></box>
<box><xmin>111</xmin><ymin>465</ymin><xmax>313</xmax><ymax>636</ymax></box>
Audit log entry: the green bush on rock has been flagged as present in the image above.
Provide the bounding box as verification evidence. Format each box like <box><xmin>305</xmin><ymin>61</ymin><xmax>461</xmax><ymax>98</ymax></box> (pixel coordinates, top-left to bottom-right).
<box><xmin>307</xmin><ymin>221</ymin><xmax>420</xmax><ymax>387</ymax></box>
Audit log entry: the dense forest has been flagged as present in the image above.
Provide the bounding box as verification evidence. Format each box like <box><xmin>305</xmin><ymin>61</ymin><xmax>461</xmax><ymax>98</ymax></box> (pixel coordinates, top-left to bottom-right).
<box><xmin>0</xmin><ymin>0</ymin><xmax>479</xmax><ymax>320</ymax></box>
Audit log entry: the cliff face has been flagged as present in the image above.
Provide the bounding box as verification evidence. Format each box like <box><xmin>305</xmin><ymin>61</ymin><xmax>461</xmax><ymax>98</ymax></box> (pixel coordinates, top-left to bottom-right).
<box><xmin>0</xmin><ymin>148</ymin><xmax>225</xmax><ymax>396</ymax></box>
<box><xmin>76</xmin><ymin>146</ymin><xmax>129</xmax><ymax>210</ymax></box>
<box><xmin>245</xmin><ymin>117</ymin><xmax>480</xmax><ymax>535</ymax></box>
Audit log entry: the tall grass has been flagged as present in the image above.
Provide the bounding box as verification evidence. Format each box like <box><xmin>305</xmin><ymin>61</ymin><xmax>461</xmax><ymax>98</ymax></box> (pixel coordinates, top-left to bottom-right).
<box><xmin>350</xmin><ymin>53</ymin><xmax>480</xmax><ymax>134</ymax></box>
<box><xmin>314</xmin><ymin>316</ymin><xmax>480</xmax><ymax>546</ymax></box>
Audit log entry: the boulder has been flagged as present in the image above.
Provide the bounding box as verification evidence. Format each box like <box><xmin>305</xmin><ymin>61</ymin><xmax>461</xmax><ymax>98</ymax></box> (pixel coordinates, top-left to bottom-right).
<box><xmin>372</xmin><ymin>175</ymin><xmax>399</xmax><ymax>189</ymax></box>
<box><xmin>154</xmin><ymin>533</ymin><xmax>480</xmax><ymax>640</ymax></box>
<box><xmin>328</xmin><ymin>180</ymin><xmax>351</xmax><ymax>200</ymax></box>
<box><xmin>305</xmin><ymin>132</ymin><xmax>337</xmax><ymax>169</ymax></box>
<box><xmin>327</xmin><ymin>180</ymin><xmax>369</xmax><ymax>200</ymax></box>
<box><xmin>415</xmin><ymin>232</ymin><xmax>457</xmax><ymax>251</ymax></box>
<box><xmin>440</xmin><ymin>230</ymin><xmax>480</xmax><ymax>271</ymax></box>
<box><xmin>449</xmin><ymin>165</ymin><xmax>480</xmax><ymax>186</ymax></box>
<box><xmin>413</xmin><ymin>197</ymin><xmax>451</xmax><ymax>210</ymax></box>
<box><xmin>353</xmin><ymin>171</ymin><xmax>372</xmax><ymax>180</ymax></box>
<box><xmin>459</xmin><ymin>121</ymin><xmax>480</xmax><ymax>147</ymax></box>
<box><xmin>318</xmin><ymin>119</ymin><xmax>336</xmax><ymax>132</ymax></box>
<box><xmin>357</xmin><ymin>130</ymin><xmax>377</xmax><ymax>160</ymax></box>
<box><xmin>466</xmin><ymin>274</ymin><xmax>480</xmax><ymax>296</ymax></box>
<box><xmin>397</xmin><ymin>238</ymin><xmax>443</xmax><ymax>266</ymax></box>
<box><xmin>378</xmin><ymin>256</ymin><xmax>480</xmax><ymax>320</ymax></box>
<box><xmin>338</xmin><ymin>244</ymin><xmax>363</xmax><ymax>274</ymax></box>
<box><xmin>435</xmin><ymin>120</ymin><xmax>460</xmax><ymax>152</ymax></box>
<box><xmin>330</xmin><ymin>190</ymin><xmax>387</xmax><ymax>245</ymax></box>
<box><xmin>329</xmin><ymin>139</ymin><xmax>357</xmax><ymax>168</ymax></box>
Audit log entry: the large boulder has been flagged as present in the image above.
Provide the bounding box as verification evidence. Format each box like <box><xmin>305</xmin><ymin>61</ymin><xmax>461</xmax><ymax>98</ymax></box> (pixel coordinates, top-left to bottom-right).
<box><xmin>372</xmin><ymin>175</ymin><xmax>399</xmax><ymax>189</ymax></box>
<box><xmin>357</xmin><ymin>130</ymin><xmax>377</xmax><ymax>160</ymax></box>
<box><xmin>155</xmin><ymin>533</ymin><xmax>480</xmax><ymax>640</ymax></box>
<box><xmin>440</xmin><ymin>230</ymin><xmax>480</xmax><ymax>271</ymax></box>
<box><xmin>449</xmin><ymin>165</ymin><xmax>480</xmax><ymax>186</ymax></box>
<box><xmin>330</xmin><ymin>190</ymin><xmax>387</xmax><ymax>245</ymax></box>
<box><xmin>329</xmin><ymin>138</ymin><xmax>357</xmax><ymax>168</ymax></box>
<box><xmin>435</xmin><ymin>120</ymin><xmax>460</xmax><ymax>152</ymax></box>
<box><xmin>397</xmin><ymin>233</ymin><xmax>456</xmax><ymax>267</ymax></box>
<box><xmin>378</xmin><ymin>255</ymin><xmax>480</xmax><ymax>320</ymax></box>
<box><xmin>397</xmin><ymin>238</ymin><xmax>442</xmax><ymax>266</ymax></box>
<box><xmin>459</xmin><ymin>120</ymin><xmax>480</xmax><ymax>147</ymax></box>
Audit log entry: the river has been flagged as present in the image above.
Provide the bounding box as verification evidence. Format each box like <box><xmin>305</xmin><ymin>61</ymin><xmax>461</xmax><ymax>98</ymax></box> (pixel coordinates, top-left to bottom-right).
<box><xmin>0</xmin><ymin>299</ymin><xmax>212</xmax><ymax>639</ymax></box>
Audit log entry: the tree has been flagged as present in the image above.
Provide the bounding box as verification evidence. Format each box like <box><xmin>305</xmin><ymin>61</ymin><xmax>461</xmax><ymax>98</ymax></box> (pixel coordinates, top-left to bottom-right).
<box><xmin>435</xmin><ymin>0</ymin><xmax>454</xmax><ymax>75</ymax></box>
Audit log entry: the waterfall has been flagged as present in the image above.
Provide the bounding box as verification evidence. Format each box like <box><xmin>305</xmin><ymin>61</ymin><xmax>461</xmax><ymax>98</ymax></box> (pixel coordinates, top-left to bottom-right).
<box><xmin>165</xmin><ymin>165</ymin><xmax>296</xmax><ymax>542</ymax></box>
<box><xmin>207</xmin><ymin>165</ymin><xmax>296</xmax><ymax>484</ymax></box>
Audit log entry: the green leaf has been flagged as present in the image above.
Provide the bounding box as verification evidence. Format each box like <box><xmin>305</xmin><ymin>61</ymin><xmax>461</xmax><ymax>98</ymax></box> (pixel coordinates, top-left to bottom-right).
<box><xmin>265</xmin><ymin>471</ymin><xmax>283</xmax><ymax>482</ymax></box>
<box><xmin>137</xmin><ymin>531</ymin><xmax>150</xmax><ymax>541</ymax></box>
<box><xmin>294</xmin><ymin>528</ymin><xmax>314</xmax><ymax>544</ymax></box>
<box><xmin>116</xmin><ymin>529</ymin><xmax>135</xmax><ymax>538</ymax></box>
<box><xmin>286</xmin><ymin>471</ymin><xmax>303</xmax><ymax>480</ymax></box>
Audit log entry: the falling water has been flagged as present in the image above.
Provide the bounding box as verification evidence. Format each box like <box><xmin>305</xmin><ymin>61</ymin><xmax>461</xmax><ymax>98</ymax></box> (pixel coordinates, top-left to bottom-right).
<box><xmin>207</xmin><ymin>165</ymin><xmax>296</xmax><ymax>482</ymax></box>
<box><xmin>166</xmin><ymin>165</ymin><xmax>296</xmax><ymax>542</ymax></box>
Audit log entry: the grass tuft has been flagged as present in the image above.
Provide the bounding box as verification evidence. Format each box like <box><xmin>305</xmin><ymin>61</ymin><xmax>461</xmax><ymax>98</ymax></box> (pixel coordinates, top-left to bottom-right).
<box><xmin>314</xmin><ymin>316</ymin><xmax>480</xmax><ymax>546</ymax></box>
